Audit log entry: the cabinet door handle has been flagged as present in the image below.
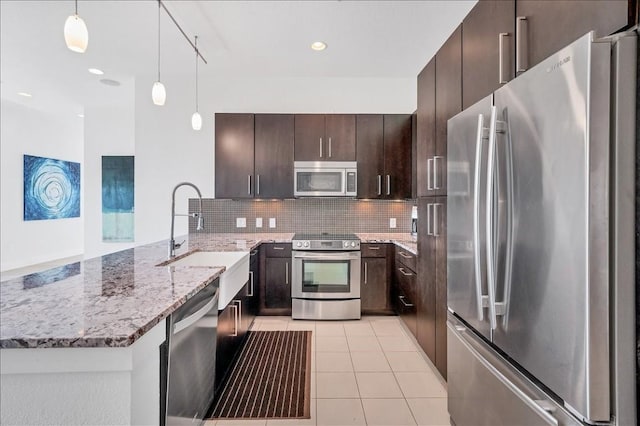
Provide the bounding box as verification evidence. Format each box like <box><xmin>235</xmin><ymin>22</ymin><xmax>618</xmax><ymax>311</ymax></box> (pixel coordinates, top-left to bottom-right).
<box><xmin>398</xmin><ymin>252</ymin><xmax>412</xmax><ymax>259</ymax></box>
<box><xmin>248</xmin><ymin>271</ymin><xmax>254</xmax><ymax>296</ymax></box>
<box><xmin>364</xmin><ymin>261</ymin><xmax>368</xmax><ymax>284</ymax></box>
<box><xmin>434</xmin><ymin>203</ymin><xmax>441</xmax><ymax>237</ymax></box>
<box><xmin>398</xmin><ymin>267</ymin><xmax>413</xmax><ymax>277</ymax></box>
<box><xmin>328</xmin><ymin>137</ymin><xmax>332</xmax><ymax>158</ymax></box>
<box><xmin>250</xmin><ymin>249</ymin><xmax>258</xmax><ymax>256</ymax></box>
<box><xmin>427</xmin><ymin>158</ymin><xmax>433</xmax><ymax>191</ymax></box>
<box><xmin>273</xmin><ymin>246</ymin><xmax>285</xmax><ymax>250</ymax></box>
<box><xmin>247</xmin><ymin>175</ymin><xmax>252</xmax><ymax>195</ymax></box>
<box><xmin>319</xmin><ymin>137</ymin><xmax>323</xmax><ymax>158</ymax></box>
<box><xmin>377</xmin><ymin>175</ymin><xmax>382</xmax><ymax>196</ymax></box>
<box><xmin>433</xmin><ymin>156</ymin><xmax>443</xmax><ymax>189</ymax></box>
<box><xmin>427</xmin><ymin>203</ymin><xmax>433</xmax><ymax>236</ymax></box>
<box><xmin>398</xmin><ymin>295</ymin><xmax>414</xmax><ymax>308</ymax></box>
<box><xmin>230</xmin><ymin>302</ymin><xmax>239</xmax><ymax>336</ymax></box>
<box><xmin>386</xmin><ymin>175</ymin><xmax>391</xmax><ymax>195</ymax></box>
<box><xmin>285</xmin><ymin>262</ymin><xmax>289</xmax><ymax>284</ymax></box>
<box><xmin>368</xmin><ymin>246</ymin><xmax>380</xmax><ymax>250</ymax></box>
<box><xmin>516</xmin><ymin>16</ymin><xmax>528</xmax><ymax>73</ymax></box>
<box><xmin>256</xmin><ymin>174</ymin><xmax>260</xmax><ymax>195</ymax></box>
<box><xmin>498</xmin><ymin>32</ymin><xmax>510</xmax><ymax>84</ymax></box>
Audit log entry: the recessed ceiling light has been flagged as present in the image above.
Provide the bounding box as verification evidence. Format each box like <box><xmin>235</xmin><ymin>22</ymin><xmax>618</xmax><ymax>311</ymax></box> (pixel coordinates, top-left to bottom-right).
<box><xmin>77</xmin><ymin>113</ymin><xmax>85</xmax><ymax>118</ymax></box>
<box><xmin>311</xmin><ymin>41</ymin><xmax>327</xmax><ymax>51</ymax></box>
<box><xmin>88</xmin><ymin>68</ymin><xmax>104</xmax><ymax>75</ymax></box>
<box><xmin>17</xmin><ymin>92</ymin><xmax>32</xmax><ymax>98</ymax></box>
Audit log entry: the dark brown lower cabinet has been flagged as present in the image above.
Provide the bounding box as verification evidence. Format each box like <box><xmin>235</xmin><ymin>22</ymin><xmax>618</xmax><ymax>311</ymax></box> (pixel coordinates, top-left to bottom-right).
<box><xmin>215</xmin><ymin>282</ymin><xmax>251</xmax><ymax>390</ymax></box>
<box><xmin>416</xmin><ymin>197</ymin><xmax>448</xmax><ymax>378</ymax></box>
<box><xmin>361</xmin><ymin>242</ymin><xmax>394</xmax><ymax>314</ymax></box>
<box><xmin>393</xmin><ymin>247</ymin><xmax>418</xmax><ymax>337</ymax></box>
<box><xmin>259</xmin><ymin>244</ymin><xmax>292</xmax><ymax>315</ymax></box>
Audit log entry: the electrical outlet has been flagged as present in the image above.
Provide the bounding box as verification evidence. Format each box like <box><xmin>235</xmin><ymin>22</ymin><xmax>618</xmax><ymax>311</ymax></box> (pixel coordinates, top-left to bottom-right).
<box><xmin>256</xmin><ymin>218</ymin><xmax>263</xmax><ymax>228</ymax></box>
<box><xmin>269</xmin><ymin>218</ymin><xmax>276</xmax><ymax>228</ymax></box>
<box><xmin>236</xmin><ymin>217</ymin><xmax>247</xmax><ymax>228</ymax></box>
<box><xmin>389</xmin><ymin>218</ymin><xmax>397</xmax><ymax>228</ymax></box>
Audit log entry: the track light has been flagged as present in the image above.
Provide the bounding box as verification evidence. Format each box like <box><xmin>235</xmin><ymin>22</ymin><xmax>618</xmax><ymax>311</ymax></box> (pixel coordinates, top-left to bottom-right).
<box><xmin>64</xmin><ymin>0</ymin><xmax>88</xmax><ymax>53</ymax></box>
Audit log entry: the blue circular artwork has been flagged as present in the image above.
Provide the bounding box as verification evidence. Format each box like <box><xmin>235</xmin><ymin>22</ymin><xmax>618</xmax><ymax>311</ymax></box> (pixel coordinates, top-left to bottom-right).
<box><xmin>24</xmin><ymin>155</ymin><xmax>80</xmax><ymax>220</ymax></box>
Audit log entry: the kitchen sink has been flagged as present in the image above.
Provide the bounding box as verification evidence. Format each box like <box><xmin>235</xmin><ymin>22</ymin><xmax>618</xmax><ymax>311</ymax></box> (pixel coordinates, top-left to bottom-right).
<box><xmin>165</xmin><ymin>251</ymin><xmax>249</xmax><ymax>310</ymax></box>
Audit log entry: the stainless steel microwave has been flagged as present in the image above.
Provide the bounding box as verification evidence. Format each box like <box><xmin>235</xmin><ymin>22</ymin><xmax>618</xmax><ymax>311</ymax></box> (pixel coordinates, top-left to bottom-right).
<box><xmin>294</xmin><ymin>161</ymin><xmax>357</xmax><ymax>197</ymax></box>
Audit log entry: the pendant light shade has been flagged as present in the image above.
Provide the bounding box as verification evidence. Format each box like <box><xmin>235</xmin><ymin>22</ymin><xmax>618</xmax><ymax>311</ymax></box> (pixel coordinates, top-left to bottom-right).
<box><xmin>151</xmin><ymin>1</ymin><xmax>166</xmax><ymax>106</ymax></box>
<box><xmin>191</xmin><ymin>112</ymin><xmax>202</xmax><ymax>130</ymax></box>
<box><xmin>191</xmin><ymin>35</ymin><xmax>202</xmax><ymax>130</ymax></box>
<box><xmin>152</xmin><ymin>81</ymin><xmax>166</xmax><ymax>105</ymax></box>
<box><xmin>64</xmin><ymin>1</ymin><xmax>88</xmax><ymax>53</ymax></box>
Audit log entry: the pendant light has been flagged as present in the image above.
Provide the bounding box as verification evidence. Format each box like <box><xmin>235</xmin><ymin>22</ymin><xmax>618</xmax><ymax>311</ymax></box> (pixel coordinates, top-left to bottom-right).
<box><xmin>64</xmin><ymin>0</ymin><xmax>88</xmax><ymax>53</ymax></box>
<box><xmin>191</xmin><ymin>36</ymin><xmax>202</xmax><ymax>131</ymax></box>
<box><xmin>151</xmin><ymin>1</ymin><xmax>166</xmax><ymax>106</ymax></box>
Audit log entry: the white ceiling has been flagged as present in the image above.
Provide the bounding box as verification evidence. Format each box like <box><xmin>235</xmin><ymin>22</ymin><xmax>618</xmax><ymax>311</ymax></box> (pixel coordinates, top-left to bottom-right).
<box><xmin>0</xmin><ymin>0</ymin><xmax>475</xmax><ymax>114</ymax></box>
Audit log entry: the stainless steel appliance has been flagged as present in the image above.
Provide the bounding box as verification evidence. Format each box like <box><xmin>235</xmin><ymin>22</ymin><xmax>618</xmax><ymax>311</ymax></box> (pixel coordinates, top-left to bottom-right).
<box><xmin>165</xmin><ymin>281</ymin><xmax>219</xmax><ymax>425</ymax></box>
<box><xmin>291</xmin><ymin>233</ymin><xmax>361</xmax><ymax>320</ymax></box>
<box><xmin>447</xmin><ymin>31</ymin><xmax>636</xmax><ymax>426</ymax></box>
<box><xmin>294</xmin><ymin>161</ymin><xmax>357</xmax><ymax>197</ymax></box>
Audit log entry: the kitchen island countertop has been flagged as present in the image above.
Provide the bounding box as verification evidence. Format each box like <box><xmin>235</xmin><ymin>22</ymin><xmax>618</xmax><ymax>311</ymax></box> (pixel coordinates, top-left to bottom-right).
<box><xmin>0</xmin><ymin>232</ymin><xmax>415</xmax><ymax>349</ymax></box>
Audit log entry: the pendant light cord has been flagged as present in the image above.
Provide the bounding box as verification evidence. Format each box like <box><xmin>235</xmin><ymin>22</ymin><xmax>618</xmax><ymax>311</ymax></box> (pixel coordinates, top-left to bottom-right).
<box><xmin>157</xmin><ymin>0</ymin><xmax>161</xmax><ymax>82</ymax></box>
<box><xmin>74</xmin><ymin>0</ymin><xmax>78</xmax><ymax>15</ymax></box>
<box><xmin>195</xmin><ymin>36</ymin><xmax>199</xmax><ymax>112</ymax></box>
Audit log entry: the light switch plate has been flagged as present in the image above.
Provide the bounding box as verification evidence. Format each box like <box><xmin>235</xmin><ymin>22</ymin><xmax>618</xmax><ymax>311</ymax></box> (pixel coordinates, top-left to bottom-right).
<box><xmin>389</xmin><ymin>218</ymin><xmax>397</xmax><ymax>228</ymax></box>
<box><xmin>256</xmin><ymin>217</ymin><xmax>263</xmax><ymax>228</ymax></box>
<box><xmin>269</xmin><ymin>218</ymin><xmax>276</xmax><ymax>228</ymax></box>
<box><xmin>236</xmin><ymin>217</ymin><xmax>247</xmax><ymax>228</ymax></box>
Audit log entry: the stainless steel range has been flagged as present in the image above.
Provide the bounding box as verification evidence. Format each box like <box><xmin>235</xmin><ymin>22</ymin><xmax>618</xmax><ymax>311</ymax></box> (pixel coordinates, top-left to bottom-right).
<box><xmin>291</xmin><ymin>233</ymin><xmax>361</xmax><ymax>320</ymax></box>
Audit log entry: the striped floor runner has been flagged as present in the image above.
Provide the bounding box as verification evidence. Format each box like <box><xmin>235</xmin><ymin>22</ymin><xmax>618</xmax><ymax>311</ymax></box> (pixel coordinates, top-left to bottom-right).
<box><xmin>211</xmin><ymin>330</ymin><xmax>312</xmax><ymax>419</ymax></box>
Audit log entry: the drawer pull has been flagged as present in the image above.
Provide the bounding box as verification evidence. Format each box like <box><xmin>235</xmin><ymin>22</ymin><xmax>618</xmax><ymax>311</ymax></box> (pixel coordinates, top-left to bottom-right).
<box><xmin>398</xmin><ymin>252</ymin><xmax>412</xmax><ymax>259</ymax></box>
<box><xmin>368</xmin><ymin>246</ymin><xmax>380</xmax><ymax>250</ymax></box>
<box><xmin>398</xmin><ymin>267</ymin><xmax>413</xmax><ymax>277</ymax></box>
<box><xmin>398</xmin><ymin>295</ymin><xmax>414</xmax><ymax>308</ymax></box>
<box><xmin>273</xmin><ymin>246</ymin><xmax>285</xmax><ymax>250</ymax></box>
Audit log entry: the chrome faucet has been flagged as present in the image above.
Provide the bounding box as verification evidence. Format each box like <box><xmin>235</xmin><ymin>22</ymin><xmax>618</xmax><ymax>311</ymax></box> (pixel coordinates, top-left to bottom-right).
<box><xmin>169</xmin><ymin>182</ymin><xmax>204</xmax><ymax>258</ymax></box>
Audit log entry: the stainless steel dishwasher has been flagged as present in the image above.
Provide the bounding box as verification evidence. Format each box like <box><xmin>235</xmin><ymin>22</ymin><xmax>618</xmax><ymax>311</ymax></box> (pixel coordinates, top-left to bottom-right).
<box><xmin>165</xmin><ymin>279</ymin><xmax>219</xmax><ymax>426</ymax></box>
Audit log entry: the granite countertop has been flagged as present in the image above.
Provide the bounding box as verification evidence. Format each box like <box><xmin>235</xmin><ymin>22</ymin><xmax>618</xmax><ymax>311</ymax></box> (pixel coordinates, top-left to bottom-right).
<box><xmin>0</xmin><ymin>232</ymin><xmax>415</xmax><ymax>349</ymax></box>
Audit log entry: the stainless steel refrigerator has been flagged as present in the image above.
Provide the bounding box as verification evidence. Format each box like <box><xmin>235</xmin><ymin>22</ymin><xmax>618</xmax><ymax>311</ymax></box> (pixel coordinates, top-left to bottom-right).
<box><xmin>446</xmin><ymin>31</ymin><xmax>636</xmax><ymax>426</ymax></box>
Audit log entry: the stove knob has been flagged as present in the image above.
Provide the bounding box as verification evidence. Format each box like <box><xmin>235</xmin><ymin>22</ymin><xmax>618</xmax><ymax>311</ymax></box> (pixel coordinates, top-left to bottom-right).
<box><xmin>296</xmin><ymin>242</ymin><xmax>302</xmax><ymax>248</ymax></box>
<box><xmin>344</xmin><ymin>241</ymin><xmax>349</xmax><ymax>248</ymax></box>
<box><xmin>303</xmin><ymin>241</ymin><xmax>309</xmax><ymax>248</ymax></box>
<box><xmin>351</xmin><ymin>241</ymin><xmax>356</xmax><ymax>247</ymax></box>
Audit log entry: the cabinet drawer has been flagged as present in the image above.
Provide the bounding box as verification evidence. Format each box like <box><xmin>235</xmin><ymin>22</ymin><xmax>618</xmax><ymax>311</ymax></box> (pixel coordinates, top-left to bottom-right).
<box><xmin>394</xmin><ymin>264</ymin><xmax>417</xmax><ymax>336</ymax></box>
<box><xmin>264</xmin><ymin>243</ymin><xmax>292</xmax><ymax>258</ymax></box>
<box><xmin>361</xmin><ymin>243</ymin><xmax>388</xmax><ymax>258</ymax></box>
<box><xmin>395</xmin><ymin>248</ymin><xmax>417</xmax><ymax>272</ymax></box>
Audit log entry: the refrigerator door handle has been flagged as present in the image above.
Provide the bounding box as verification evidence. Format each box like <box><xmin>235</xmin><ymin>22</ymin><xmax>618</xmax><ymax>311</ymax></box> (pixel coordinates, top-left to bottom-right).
<box><xmin>494</xmin><ymin>109</ymin><xmax>514</xmax><ymax>321</ymax></box>
<box><xmin>473</xmin><ymin>113</ymin><xmax>490</xmax><ymax>321</ymax></box>
<box><xmin>485</xmin><ymin>106</ymin><xmax>498</xmax><ymax>330</ymax></box>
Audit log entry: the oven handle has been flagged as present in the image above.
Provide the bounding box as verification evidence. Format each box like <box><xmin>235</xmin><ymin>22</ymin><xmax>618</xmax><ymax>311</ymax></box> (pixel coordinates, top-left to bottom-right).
<box><xmin>292</xmin><ymin>251</ymin><xmax>361</xmax><ymax>260</ymax></box>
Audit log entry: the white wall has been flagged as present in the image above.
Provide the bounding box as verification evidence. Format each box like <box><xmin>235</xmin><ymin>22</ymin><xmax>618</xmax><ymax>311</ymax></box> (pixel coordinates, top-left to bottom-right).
<box><xmin>134</xmin><ymin>73</ymin><xmax>416</xmax><ymax>246</ymax></box>
<box><xmin>83</xmin><ymin>83</ymin><xmax>136</xmax><ymax>260</ymax></box>
<box><xmin>0</xmin><ymin>100</ymin><xmax>84</xmax><ymax>271</ymax></box>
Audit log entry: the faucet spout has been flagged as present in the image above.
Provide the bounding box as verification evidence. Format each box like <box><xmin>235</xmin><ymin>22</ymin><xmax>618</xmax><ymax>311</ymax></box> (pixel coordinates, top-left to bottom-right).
<box><xmin>169</xmin><ymin>182</ymin><xmax>204</xmax><ymax>258</ymax></box>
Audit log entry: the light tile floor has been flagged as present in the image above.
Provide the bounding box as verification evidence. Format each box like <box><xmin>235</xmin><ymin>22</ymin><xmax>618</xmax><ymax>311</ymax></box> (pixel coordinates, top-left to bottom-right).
<box><xmin>206</xmin><ymin>316</ymin><xmax>450</xmax><ymax>426</ymax></box>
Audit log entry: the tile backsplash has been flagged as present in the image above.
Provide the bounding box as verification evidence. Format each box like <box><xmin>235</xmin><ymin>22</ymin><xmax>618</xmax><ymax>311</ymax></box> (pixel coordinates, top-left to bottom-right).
<box><xmin>189</xmin><ymin>198</ymin><xmax>415</xmax><ymax>234</ymax></box>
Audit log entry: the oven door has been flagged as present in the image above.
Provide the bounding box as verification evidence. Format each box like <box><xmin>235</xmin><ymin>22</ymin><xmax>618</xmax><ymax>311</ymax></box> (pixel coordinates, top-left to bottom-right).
<box><xmin>291</xmin><ymin>251</ymin><xmax>361</xmax><ymax>299</ymax></box>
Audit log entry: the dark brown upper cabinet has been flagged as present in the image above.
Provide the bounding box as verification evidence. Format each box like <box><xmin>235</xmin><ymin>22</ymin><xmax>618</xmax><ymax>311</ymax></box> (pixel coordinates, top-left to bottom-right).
<box><xmin>434</xmin><ymin>25</ymin><xmax>462</xmax><ymax>197</ymax></box>
<box><xmin>515</xmin><ymin>0</ymin><xmax>630</xmax><ymax>75</ymax></box>
<box><xmin>294</xmin><ymin>114</ymin><xmax>356</xmax><ymax>161</ymax></box>
<box><xmin>215</xmin><ymin>113</ymin><xmax>255</xmax><ymax>199</ymax></box>
<box><xmin>356</xmin><ymin>114</ymin><xmax>412</xmax><ymax>199</ymax></box>
<box><xmin>215</xmin><ymin>113</ymin><xmax>294</xmax><ymax>199</ymax></box>
<box><xmin>254</xmin><ymin>114</ymin><xmax>294</xmax><ymax>198</ymax></box>
<box><xmin>462</xmin><ymin>0</ymin><xmax>515</xmax><ymax>109</ymax></box>
<box><xmin>416</xmin><ymin>59</ymin><xmax>436</xmax><ymax>198</ymax></box>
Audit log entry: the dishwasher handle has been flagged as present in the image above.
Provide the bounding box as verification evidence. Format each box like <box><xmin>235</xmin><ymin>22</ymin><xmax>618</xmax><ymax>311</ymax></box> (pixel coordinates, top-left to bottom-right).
<box><xmin>173</xmin><ymin>292</ymin><xmax>218</xmax><ymax>335</ymax></box>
